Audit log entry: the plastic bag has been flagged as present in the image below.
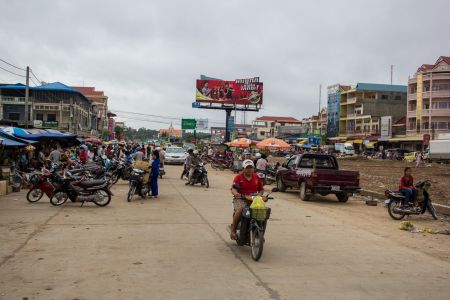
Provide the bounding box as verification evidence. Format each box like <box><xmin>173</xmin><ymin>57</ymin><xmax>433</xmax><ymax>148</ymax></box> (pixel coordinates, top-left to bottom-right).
<box><xmin>250</xmin><ymin>196</ymin><xmax>266</xmax><ymax>209</ymax></box>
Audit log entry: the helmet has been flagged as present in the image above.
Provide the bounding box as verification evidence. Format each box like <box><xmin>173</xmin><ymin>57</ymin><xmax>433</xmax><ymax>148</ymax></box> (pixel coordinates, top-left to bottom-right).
<box><xmin>255</xmin><ymin>153</ymin><xmax>262</xmax><ymax>159</ymax></box>
<box><xmin>193</xmin><ymin>150</ymin><xmax>199</xmax><ymax>155</ymax></box>
<box><xmin>242</xmin><ymin>159</ymin><xmax>255</xmax><ymax>169</ymax></box>
<box><xmin>156</xmin><ymin>147</ymin><xmax>161</xmax><ymax>151</ymax></box>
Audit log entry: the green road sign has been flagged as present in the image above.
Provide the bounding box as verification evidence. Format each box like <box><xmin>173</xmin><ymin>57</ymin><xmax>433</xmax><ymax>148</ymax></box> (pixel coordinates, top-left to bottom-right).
<box><xmin>182</xmin><ymin>119</ymin><xmax>197</xmax><ymax>130</ymax></box>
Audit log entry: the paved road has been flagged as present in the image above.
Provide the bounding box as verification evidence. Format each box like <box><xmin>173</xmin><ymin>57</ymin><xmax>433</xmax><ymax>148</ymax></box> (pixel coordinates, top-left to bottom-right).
<box><xmin>0</xmin><ymin>165</ymin><xmax>449</xmax><ymax>300</ymax></box>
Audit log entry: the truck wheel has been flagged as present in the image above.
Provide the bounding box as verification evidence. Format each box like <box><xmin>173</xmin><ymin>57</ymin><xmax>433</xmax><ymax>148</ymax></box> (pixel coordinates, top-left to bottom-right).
<box><xmin>276</xmin><ymin>177</ymin><xmax>286</xmax><ymax>192</ymax></box>
<box><xmin>337</xmin><ymin>193</ymin><xmax>349</xmax><ymax>203</ymax></box>
<box><xmin>299</xmin><ymin>182</ymin><xmax>311</xmax><ymax>201</ymax></box>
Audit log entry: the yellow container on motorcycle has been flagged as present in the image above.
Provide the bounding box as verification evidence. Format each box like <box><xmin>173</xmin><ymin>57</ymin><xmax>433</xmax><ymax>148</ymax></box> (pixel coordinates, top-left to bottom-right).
<box><xmin>250</xmin><ymin>196</ymin><xmax>267</xmax><ymax>220</ymax></box>
<box><xmin>135</xmin><ymin>160</ymin><xmax>150</xmax><ymax>182</ymax></box>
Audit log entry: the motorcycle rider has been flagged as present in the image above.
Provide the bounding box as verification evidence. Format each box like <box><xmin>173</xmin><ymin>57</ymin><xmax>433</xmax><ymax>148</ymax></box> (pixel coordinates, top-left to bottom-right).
<box><xmin>185</xmin><ymin>150</ymin><xmax>201</xmax><ymax>185</ymax></box>
<box><xmin>230</xmin><ymin>159</ymin><xmax>264</xmax><ymax>240</ymax></box>
<box><xmin>399</xmin><ymin>167</ymin><xmax>417</xmax><ymax>207</ymax></box>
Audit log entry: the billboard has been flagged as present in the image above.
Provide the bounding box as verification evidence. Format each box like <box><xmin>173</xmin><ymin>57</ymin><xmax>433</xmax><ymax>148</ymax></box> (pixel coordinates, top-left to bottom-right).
<box><xmin>380</xmin><ymin>116</ymin><xmax>392</xmax><ymax>141</ymax></box>
<box><xmin>195</xmin><ymin>77</ymin><xmax>263</xmax><ymax>106</ymax></box>
<box><xmin>196</xmin><ymin>118</ymin><xmax>208</xmax><ymax>130</ymax></box>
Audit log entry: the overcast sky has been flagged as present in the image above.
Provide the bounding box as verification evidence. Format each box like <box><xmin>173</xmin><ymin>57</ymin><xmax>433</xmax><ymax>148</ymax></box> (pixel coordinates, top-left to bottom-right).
<box><xmin>1</xmin><ymin>0</ymin><xmax>449</xmax><ymax>130</ymax></box>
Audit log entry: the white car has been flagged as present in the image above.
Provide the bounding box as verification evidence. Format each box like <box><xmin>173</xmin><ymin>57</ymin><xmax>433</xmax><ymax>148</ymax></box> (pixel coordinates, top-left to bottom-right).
<box><xmin>165</xmin><ymin>147</ymin><xmax>187</xmax><ymax>165</ymax></box>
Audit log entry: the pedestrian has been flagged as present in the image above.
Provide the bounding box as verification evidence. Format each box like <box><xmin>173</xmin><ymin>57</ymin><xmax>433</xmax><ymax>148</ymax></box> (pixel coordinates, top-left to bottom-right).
<box><xmin>79</xmin><ymin>145</ymin><xmax>88</xmax><ymax>164</ymax></box>
<box><xmin>146</xmin><ymin>144</ymin><xmax>152</xmax><ymax>159</ymax></box>
<box><xmin>415</xmin><ymin>152</ymin><xmax>423</xmax><ymax>168</ymax></box>
<box><xmin>49</xmin><ymin>146</ymin><xmax>61</xmax><ymax>163</ymax></box>
<box><xmin>149</xmin><ymin>150</ymin><xmax>160</xmax><ymax>198</ymax></box>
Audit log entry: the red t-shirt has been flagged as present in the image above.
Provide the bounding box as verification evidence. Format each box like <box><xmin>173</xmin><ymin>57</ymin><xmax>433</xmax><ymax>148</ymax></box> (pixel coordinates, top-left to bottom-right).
<box><xmin>399</xmin><ymin>175</ymin><xmax>414</xmax><ymax>190</ymax></box>
<box><xmin>232</xmin><ymin>173</ymin><xmax>264</xmax><ymax>195</ymax></box>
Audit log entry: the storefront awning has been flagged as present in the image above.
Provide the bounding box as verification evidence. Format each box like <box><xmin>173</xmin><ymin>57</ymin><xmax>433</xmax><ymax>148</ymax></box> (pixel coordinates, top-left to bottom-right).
<box><xmin>388</xmin><ymin>136</ymin><xmax>422</xmax><ymax>142</ymax></box>
<box><xmin>353</xmin><ymin>139</ymin><xmax>363</xmax><ymax>144</ymax></box>
<box><xmin>366</xmin><ymin>142</ymin><xmax>375</xmax><ymax>148</ymax></box>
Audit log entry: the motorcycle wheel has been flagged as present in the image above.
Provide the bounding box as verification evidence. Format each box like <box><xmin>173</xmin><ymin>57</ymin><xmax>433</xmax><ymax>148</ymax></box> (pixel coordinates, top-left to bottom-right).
<box><xmin>50</xmin><ymin>191</ymin><xmax>69</xmax><ymax>206</ymax></box>
<box><xmin>203</xmin><ymin>176</ymin><xmax>209</xmax><ymax>188</ymax></box>
<box><xmin>127</xmin><ymin>183</ymin><xmax>136</xmax><ymax>202</ymax></box>
<box><xmin>250</xmin><ymin>228</ymin><xmax>264</xmax><ymax>261</ymax></box>
<box><xmin>26</xmin><ymin>187</ymin><xmax>44</xmax><ymax>203</ymax></box>
<box><xmin>93</xmin><ymin>189</ymin><xmax>112</xmax><ymax>207</ymax></box>
<box><xmin>427</xmin><ymin>201</ymin><xmax>438</xmax><ymax>220</ymax></box>
<box><xmin>111</xmin><ymin>172</ymin><xmax>119</xmax><ymax>185</ymax></box>
<box><xmin>388</xmin><ymin>199</ymin><xmax>406</xmax><ymax>220</ymax></box>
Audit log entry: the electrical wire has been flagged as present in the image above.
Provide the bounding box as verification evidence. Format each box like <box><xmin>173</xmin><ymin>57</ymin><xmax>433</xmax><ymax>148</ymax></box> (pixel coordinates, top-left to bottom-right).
<box><xmin>113</xmin><ymin>109</ymin><xmax>226</xmax><ymax>125</ymax></box>
<box><xmin>0</xmin><ymin>58</ymin><xmax>26</xmax><ymax>71</ymax></box>
<box><xmin>30</xmin><ymin>69</ymin><xmax>42</xmax><ymax>85</ymax></box>
<box><xmin>0</xmin><ymin>65</ymin><xmax>26</xmax><ymax>77</ymax></box>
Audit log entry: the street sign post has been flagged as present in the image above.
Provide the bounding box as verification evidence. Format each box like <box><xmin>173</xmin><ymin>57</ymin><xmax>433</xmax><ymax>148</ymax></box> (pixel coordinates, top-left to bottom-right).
<box><xmin>182</xmin><ymin>119</ymin><xmax>197</xmax><ymax>130</ymax></box>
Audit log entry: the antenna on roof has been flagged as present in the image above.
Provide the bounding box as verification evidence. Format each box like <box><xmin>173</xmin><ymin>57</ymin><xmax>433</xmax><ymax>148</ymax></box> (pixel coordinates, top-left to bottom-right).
<box><xmin>390</xmin><ymin>64</ymin><xmax>393</xmax><ymax>85</ymax></box>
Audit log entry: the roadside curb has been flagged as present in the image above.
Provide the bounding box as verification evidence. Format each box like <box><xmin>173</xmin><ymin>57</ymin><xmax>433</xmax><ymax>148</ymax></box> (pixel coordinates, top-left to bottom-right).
<box><xmin>360</xmin><ymin>189</ymin><xmax>450</xmax><ymax>216</ymax></box>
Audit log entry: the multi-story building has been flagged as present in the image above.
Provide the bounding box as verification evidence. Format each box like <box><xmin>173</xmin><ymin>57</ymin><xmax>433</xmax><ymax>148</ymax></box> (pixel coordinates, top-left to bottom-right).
<box><xmin>0</xmin><ymin>82</ymin><xmax>95</xmax><ymax>134</ymax></box>
<box><xmin>251</xmin><ymin>116</ymin><xmax>301</xmax><ymax>140</ymax></box>
<box><xmin>407</xmin><ymin>56</ymin><xmax>450</xmax><ymax>138</ymax></box>
<box><xmin>336</xmin><ymin>83</ymin><xmax>407</xmax><ymax>139</ymax></box>
<box><xmin>72</xmin><ymin>86</ymin><xmax>108</xmax><ymax>135</ymax></box>
<box><xmin>303</xmin><ymin>107</ymin><xmax>328</xmax><ymax>136</ymax></box>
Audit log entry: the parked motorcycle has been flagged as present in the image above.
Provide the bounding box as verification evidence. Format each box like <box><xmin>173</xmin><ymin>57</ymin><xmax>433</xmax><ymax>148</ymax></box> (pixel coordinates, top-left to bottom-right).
<box><xmin>385</xmin><ymin>180</ymin><xmax>438</xmax><ymax>220</ymax></box>
<box><xmin>186</xmin><ymin>163</ymin><xmax>209</xmax><ymax>188</ymax></box>
<box><xmin>127</xmin><ymin>169</ymin><xmax>149</xmax><ymax>201</ymax></box>
<box><xmin>232</xmin><ymin>188</ymin><xmax>276</xmax><ymax>261</ymax></box>
<box><xmin>26</xmin><ymin>168</ymin><xmax>56</xmax><ymax>203</ymax></box>
<box><xmin>110</xmin><ymin>160</ymin><xmax>133</xmax><ymax>184</ymax></box>
<box><xmin>50</xmin><ymin>171</ymin><xmax>112</xmax><ymax>207</ymax></box>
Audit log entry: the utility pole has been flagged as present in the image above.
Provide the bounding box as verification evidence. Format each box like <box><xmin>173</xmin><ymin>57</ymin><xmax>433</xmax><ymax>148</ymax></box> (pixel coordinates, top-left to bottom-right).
<box><xmin>318</xmin><ymin>84</ymin><xmax>322</xmax><ymax>115</ymax></box>
<box><xmin>24</xmin><ymin>66</ymin><xmax>30</xmax><ymax>128</ymax></box>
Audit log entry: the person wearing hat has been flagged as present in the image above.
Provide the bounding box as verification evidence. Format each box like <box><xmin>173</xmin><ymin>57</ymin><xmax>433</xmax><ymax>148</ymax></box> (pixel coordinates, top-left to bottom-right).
<box><xmin>230</xmin><ymin>159</ymin><xmax>264</xmax><ymax>240</ymax></box>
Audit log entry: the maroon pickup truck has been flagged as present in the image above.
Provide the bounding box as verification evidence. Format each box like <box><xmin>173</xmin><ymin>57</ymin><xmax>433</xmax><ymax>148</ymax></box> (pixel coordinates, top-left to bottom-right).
<box><xmin>276</xmin><ymin>153</ymin><xmax>360</xmax><ymax>202</ymax></box>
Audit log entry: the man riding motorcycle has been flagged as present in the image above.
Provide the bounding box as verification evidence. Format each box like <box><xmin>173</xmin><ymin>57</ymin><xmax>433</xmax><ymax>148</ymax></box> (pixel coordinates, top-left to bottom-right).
<box><xmin>185</xmin><ymin>150</ymin><xmax>201</xmax><ymax>185</ymax></box>
<box><xmin>230</xmin><ymin>159</ymin><xmax>265</xmax><ymax>240</ymax></box>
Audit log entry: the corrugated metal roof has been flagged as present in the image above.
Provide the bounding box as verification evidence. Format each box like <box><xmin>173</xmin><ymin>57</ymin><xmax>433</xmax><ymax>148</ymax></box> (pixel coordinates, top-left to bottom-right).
<box><xmin>0</xmin><ymin>82</ymin><xmax>91</xmax><ymax>102</ymax></box>
<box><xmin>355</xmin><ymin>83</ymin><xmax>407</xmax><ymax>93</ymax></box>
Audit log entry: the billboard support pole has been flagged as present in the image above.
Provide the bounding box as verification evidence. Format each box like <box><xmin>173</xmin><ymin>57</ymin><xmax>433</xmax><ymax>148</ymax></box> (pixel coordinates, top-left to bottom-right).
<box><xmin>225</xmin><ymin>108</ymin><xmax>232</xmax><ymax>142</ymax></box>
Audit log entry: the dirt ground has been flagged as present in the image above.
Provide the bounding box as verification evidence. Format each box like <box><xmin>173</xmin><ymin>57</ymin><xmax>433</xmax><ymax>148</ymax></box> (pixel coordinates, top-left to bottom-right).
<box><xmin>338</xmin><ymin>158</ymin><xmax>450</xmax><ymax>206</ymax></box>
<box><xmin>268</xmin><ymin>156</ymin><xmax>450</xmax><ymax>206</ymax></box>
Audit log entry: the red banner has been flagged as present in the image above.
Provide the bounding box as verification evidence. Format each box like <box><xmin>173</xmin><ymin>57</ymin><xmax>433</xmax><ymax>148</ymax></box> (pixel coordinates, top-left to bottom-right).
<box><xmin>196</xmin><ymin>77</ymin><xmax>263</xmax><ymax>106</ymax></box>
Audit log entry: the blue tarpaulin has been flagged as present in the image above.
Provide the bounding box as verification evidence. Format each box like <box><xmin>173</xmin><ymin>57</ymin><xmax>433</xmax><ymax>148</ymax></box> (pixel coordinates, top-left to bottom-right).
<box><xmin>0</xmin><ymin>137</ymin><xmax>26</xmax><ymax>147</ymax></box>
<box><xmin>2</xmin><ymin>127</ymin><xmax>77</xmax><ymax>140</ymax></box>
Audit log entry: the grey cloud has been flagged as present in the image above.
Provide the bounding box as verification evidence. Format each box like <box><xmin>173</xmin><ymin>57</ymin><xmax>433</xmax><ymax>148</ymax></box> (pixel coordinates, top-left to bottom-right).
<box><xmin>0</xmin><ymin>0</ymin><xmax>449</xmax><ymax>129</ymax></box>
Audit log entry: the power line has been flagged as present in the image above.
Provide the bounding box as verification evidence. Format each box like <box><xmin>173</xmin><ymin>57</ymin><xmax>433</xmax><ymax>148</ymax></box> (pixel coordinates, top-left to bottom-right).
<box><xmin>113</xmin><ymin>109</ymin><xmax>226</xmax><ymax>125</ymax></box>
<box><xmin>0</xmin><ymin>58</ymin><xmax>26</xmax><ymax>71</ymax></box>
<box><xmin>30</xmin><ymin>69</ymin><xmax>42</xmax><ymax>85</ymax></box>
<box><xmin>0</xmin><ymin>65</ymin><xmax>26</xmax><ymax>77</ymax></box>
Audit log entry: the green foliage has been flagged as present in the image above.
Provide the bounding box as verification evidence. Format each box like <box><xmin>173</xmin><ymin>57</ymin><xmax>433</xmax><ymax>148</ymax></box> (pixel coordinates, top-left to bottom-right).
<box><xmin>124</xmin><ymin>127</ymin><xmax>158</xmax><ymax>142</ymax></box>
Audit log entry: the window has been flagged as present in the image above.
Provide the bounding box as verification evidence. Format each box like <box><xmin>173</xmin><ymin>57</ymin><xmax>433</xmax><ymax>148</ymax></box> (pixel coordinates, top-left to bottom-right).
<box><xmin>47</xmin><ymin>114</ymin><xmax>56</xmax><ymax>121</ymax></box>
<box><xmin>299</xmin><ymin>156</ymin><xmax>336</xmax><ymax>169</ymax></box>
<box><xmin>259</xmin><ymin>131</ymin><xmax>265</xmax><ymax>136</ymax></box>
<box><xmin>394</xmin><ymin>95</ymin><xmax>402</xmax><ymax>100</ymax></box>
<box><xmin>8</xmin><ymin>113</ymin><xmax>20</xmax><ymax>120</ymax></box>
<box><xmin>439</xmin><ymin>102</ymin><xmax>449</xmax><ymax>109</ymax></box>
<box><xmin>381</xmin><ymin>95</ymin><xmax>389</xmax><ymax>100</ymax></box>
<box><xmin>36</xmin><ymin>113</ymin><xmax>44</xmax><ymax>121</ymax></box>
<box><xmin>287</xmin><ymin>157</ymin><xmax>297</xmax><ymax>169</ymax></box>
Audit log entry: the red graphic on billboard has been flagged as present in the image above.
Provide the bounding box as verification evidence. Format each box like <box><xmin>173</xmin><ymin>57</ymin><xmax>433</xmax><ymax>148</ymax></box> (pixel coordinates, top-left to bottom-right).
<box><xmin>196</xmin><ymin>77</ymin><xmax>263</xmax><ymax>106</ymax></box>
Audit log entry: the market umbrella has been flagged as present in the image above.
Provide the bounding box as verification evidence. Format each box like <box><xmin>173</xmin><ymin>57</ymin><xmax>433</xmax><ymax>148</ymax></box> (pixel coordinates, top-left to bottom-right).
<box><xmin>85</xmin><ymin>137</ymin><xmax>102</xmax><ymax>144</ymax></box>
<box><xmin>230</xmin><ymin>138</ymin><xmax>251</xmax><ymax>148</ymax></box>
<box><xmin>256</xmin><ymin>138</ymin><xmax>291</xmax><ymax>150</ymax></box>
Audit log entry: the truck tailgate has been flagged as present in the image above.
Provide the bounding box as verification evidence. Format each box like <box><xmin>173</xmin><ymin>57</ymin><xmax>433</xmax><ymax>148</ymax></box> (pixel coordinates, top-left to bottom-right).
<box><xmin>314</xmin><ymin>169</ymin><xmax>359</xmax><ymax>186</ymax></box>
